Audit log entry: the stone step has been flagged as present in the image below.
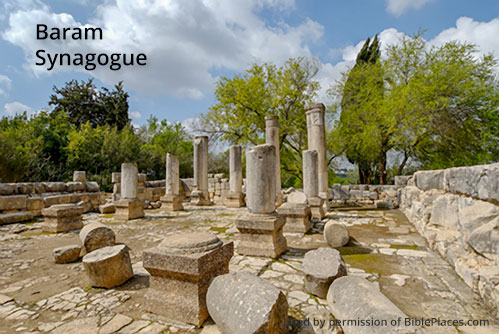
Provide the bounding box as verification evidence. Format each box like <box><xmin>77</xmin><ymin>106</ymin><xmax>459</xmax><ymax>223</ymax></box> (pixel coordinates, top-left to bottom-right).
<box><xmin>0</xmin><ymin>211</ymin><xmax>34</xmax><ymax>225</ymax></box>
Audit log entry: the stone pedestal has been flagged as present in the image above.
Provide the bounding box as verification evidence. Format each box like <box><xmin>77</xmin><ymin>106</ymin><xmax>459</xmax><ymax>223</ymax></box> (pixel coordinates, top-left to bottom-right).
<box><xmin>115</xmin><ymin>163</ymin><xmax>144</xmax><ymax>220</ymax></box>
<box><xmin>235</xmin><ymin>213</ymin><xmax>287</xmax><ymax>257</ymax></box>
<box><xmin>306</xmin><ymin>104</ymin><xmax>330</xmax><ymax>210</ymax></box>
<box><xmin>192</xmin><ymin>136</ymin><xmax>211</xmax><ymax>206</ymax></box>
<box><xmin>276</xmin><ymin>202</ymin><xmax>311</xmax><ymax>233</ymax></box>
<box><xmin>224</xmin><ymin>192</ymin><xmax>245</xmax><ymax>208</ymax></box>
<box><xmin>308</xmin><ymin>196</ymin><xmax>325</xmax><ymax>220</ymax></box>
<box><xmin>160</xmin><ymin>194</ymin><xmax>183</xmax><ymax>211</ymax></box>
<box><xmin>161</xmin><ymin>153</ymin><xmax>184</xmax><ymax>211</ymax></box>
<box><xmin>114</xmin><ymin>198</ymin><xmax>144</xmax><ymax>220</ymax></box>
<box><xmin>237</xmin><ymin>144</ymin><xmax>287</xmax><ymax>257</ymax></box>
<box><xmin>42</xmin><ymin>204</ymin><xmax>84</xmax><ymax>233</ymax></box>
<box><xmin>143</xmin><ymin>232</ymin><xmax>233</xmax><ymax>326</ymax></box>
<box><xmin>265</xmin><ymin>116</ymin><xmax>283</xmax><ymax>207</ymax></box>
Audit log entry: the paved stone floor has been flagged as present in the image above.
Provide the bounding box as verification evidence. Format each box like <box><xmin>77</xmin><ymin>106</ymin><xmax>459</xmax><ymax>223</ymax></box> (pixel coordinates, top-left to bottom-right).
<box><xmin>0</xmin><ymin>204</ymin><xmax>498</xmax><ymax>333</ymax></box>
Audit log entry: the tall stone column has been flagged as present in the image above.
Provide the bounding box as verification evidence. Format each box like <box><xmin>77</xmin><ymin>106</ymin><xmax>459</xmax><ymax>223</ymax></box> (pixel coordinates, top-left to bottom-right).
<box><xmin>192</xmin><ymin>136</ymin><xmax>211</xmax><ymax>206</ymax></box>
<box><xmin>225</xmin><ymin>145</ymin><xmax>245</xmax><ymax>208</ymax></box>
<box><xmin>114</xmin><ymin>163</ymin><xmax>144</xmax><ymax>220</ymax></box>
<box><xmin>161</xmin><ymin>153</ymin><xmax>183</xmax><ymax>211</ymax></box>
<box><xmin>235</xmin><ymin>144</ymin><xmax>286</xmax><ymax>257</ymax></box>
<box><xmin>265</xmin><ymin>115</ymin><xmax>283</xmax><ymax>206</ymax></box>
<box><xmin>302</xmin><ymin>150</ymin><xmax>324</xmax><ymax>220</ymax></box>
<box><xmin>306</xmin><ymin>103</ymin><xmax>330</xmax><ymax>210</ymax></box>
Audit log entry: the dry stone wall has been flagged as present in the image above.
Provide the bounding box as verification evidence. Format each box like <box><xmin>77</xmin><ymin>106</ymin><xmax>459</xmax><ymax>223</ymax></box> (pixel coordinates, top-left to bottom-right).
<box><xmin>399</xmin><ymin>163</ymin><xmax>498</xmax><ymax>312</ymax></box>
<box><xmin>0</xmin><ymin>176</ymin><xmax>103</xmax><ymax>225</ymax></box>
<box><xmin>330</xmin><ymin>184</ymin><xmax>401</xmax><ymax>208</ymax></box>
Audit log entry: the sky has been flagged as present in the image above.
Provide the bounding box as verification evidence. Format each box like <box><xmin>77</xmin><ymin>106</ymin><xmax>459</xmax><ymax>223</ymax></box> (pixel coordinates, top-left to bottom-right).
<box><xmin>0</xmin><ymin>0</ymin><xmax>498</xmax><ymax>129</ymax></box>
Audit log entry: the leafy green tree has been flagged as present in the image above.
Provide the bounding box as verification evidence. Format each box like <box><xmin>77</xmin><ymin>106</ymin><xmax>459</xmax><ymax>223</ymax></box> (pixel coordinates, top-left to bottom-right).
<box><xmin>385</xmin><ymin>36</ymin><xmax>499</xmax><ymax>171</ymax></box>
<box><xmin>138</xmin><ymin>116</ymin><xmax>193</xmax><ymax>180</ymax></box>
<box><xmin>49</xmin><ymin>79</ymin><xmax>130</xmax><ymax>129</ymax></box>
<box><xmin>330</xmin><ymin>33</ymin><xmax>499</xmax><ymax>182</ymax></box>
<box><xmin>202</xmin><ymin>57</ymin><xmax>320</xmax><ymax>187</ymax></box>
<box><xmin>337</xmin><ymin>35</ymin><xmax>390</xmax><ymax>184</ymax></box>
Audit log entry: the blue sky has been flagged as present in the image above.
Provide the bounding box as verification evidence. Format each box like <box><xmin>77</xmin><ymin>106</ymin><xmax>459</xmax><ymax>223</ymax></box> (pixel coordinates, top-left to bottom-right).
<box><xmin>0</xmin><ymin>0</ymin><xmax>498</xmax><ymax>129</ymax></box>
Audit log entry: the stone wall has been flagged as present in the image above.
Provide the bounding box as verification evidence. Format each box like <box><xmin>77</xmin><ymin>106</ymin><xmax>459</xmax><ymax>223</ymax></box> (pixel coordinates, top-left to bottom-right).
<box><xmin>208</xmin><ymin>174</ymin><xmax>230</xmax><ymax>204</ymax></box>
<box><xmin>0</xmin><ymin>180</ymin><xmax>103</xmax><ymax>225</ymax></box>
<box><xmin>330</xmin><ymin>184</ymin><xmax>401</xmax><ymax>208</ymax></box>
<box><xmin>399</xmin><ymin>163</ymin><xmax>498</xmax><ymax>312</ymax></box>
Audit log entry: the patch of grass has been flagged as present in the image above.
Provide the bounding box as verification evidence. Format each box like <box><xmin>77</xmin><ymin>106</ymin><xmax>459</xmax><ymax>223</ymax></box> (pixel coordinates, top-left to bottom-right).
<box><xmin>225</xmin><ymin>233</ymin><xmax>234</xmax><ymax>237</ymax></box>
<box><xmin>342</xmin><ymin>253</ymin><xmax>387</xmax><ymax>276</ymax></box>
<box><xmin>210</xmin><ymin>226</ymin><xmax>227</xmax><ymax>233</ymax></box>
<box><xmin>101</xmin><ymin>213</ymin><xmax>114</xmax><ymax>219</ymax></box>
<box><xmin>389</xmin><ymin>244</ymin><xmax>419</xmax><ymax>250</ymax></box>
<box><xmin>218</xmin><ymin>213</ymin><xmax>235</xmax><ymax>217</ymax></box>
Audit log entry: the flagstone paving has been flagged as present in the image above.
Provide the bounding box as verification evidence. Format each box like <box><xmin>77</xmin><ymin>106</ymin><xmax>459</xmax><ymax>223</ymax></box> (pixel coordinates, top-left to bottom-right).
<box><xmin>0</xmin><ymin>204</ymin><xmax>497</xmax><ymax>333</ymax></box>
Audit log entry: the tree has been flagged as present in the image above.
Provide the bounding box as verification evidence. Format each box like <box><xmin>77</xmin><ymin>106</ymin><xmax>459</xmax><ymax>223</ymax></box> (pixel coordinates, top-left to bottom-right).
<box><xmin>336</xmin><ymin>35</ymin><xmax>390</xmax><ymax>184</ymax></box>
<box><xmin>329</xmin><ymin>33</ymin><xmax>499</xmax><ymax>182</ymax></box>
<box><xmin>49</xmin><ymin>79</ymin><xmax>130</xmax><ymax>129</ymax></box>
<box><xmin>201</xmin><ymin>57</ymin><xmax>320</xmax><ymax>187</ymax></box>
<box><xmin>384</xmin><ymin>35</ymin><xmax>499</xmax><ymax>171</ymax></box>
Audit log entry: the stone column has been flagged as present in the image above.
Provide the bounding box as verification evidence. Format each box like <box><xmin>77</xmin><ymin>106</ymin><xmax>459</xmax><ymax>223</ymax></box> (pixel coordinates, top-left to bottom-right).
<box><xmin>235</xmin><ymin>144</ymin><xmax>286</xmax><ymax>257</ymax></box>
<box><xmin>225</xmin><ymin>145</ymin><xmax>245</xmax><ymax>208</ymax></box>
<box><xmin>121</xmin><ymin>163</ymin><xmax>138</xmax><ymax>199</ymax></box>
<box><xmin>143</xmin><ymin>232</ymin><xmax>233</xmax><ymax>326</ymax></box>
<box><xmin>161</xmin><ymin>153</ymin><xmax>183</xmax><ymax>211</ymax></box>
<box><xmin>192</xmin><ymin>136</ymin><xmax>211</xmax><ymax>206</ymax></box>
<box><xmin>302</xmin><ymin>150</ymin><xmax>324</xmax><ymax>220</ymax></box>
<box><xmin>306</xmin><ymin>103</ymin><xmax>330</xmax><ymax>210</ymax></box>
<box><xmin>265</xmin><ymin>115</ymin><xmax>283</xmax><ymax>206</ymax></box>
<box><xmin>114</xmin><ymin>163</ymin><xmax>144</xmax><ymax>220</ymax></box>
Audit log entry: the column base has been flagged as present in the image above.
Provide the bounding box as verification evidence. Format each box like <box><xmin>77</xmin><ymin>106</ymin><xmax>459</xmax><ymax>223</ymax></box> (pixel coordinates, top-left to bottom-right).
<box><xmin>160</xmin><ymin>194</ymin><xmax>184</xmax><ymax>211</ymax></box>
<box><xmin>276</xmin><ymin>202</ymin><xmax>311</xmax><ymax>233</ymax></box>
<box><xmin>191</xmin><ymin>191</ymin><xmax>212</xmax><ymax>206</ymax></box>
<box><xmin>235</xmin><ymin>212</ymin><xmax>287</xmax><ymax>257</ymax></box>
<box><xmin>114</xmin><ymin>198</ymin><xmax>145</xmax><ymax>220</ymax></box>
<box><xmin>224</xmin><ymin>192</ymin><xmax>245</xmax><ymax>208</ymax></box>
<box><xmin>308</xmin><ymin>196</ymin><xmax>325</xmax><ymax>220</ymax></box>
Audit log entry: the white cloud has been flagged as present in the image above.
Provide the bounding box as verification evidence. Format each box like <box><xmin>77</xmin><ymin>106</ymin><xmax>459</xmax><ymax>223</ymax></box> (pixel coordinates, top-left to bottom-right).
<box><xmin>386</xmin><ymin>0</ymin><xmax>433</xmax><ymax>16</ymax></box>
<box><xmin>4</xmin><ymin>101</ymin><xmax>35</xmax><ymax>116</ymax></box>
<box><xmin>430</xmin><ymin>17</ymin><xmax>499</xmax><ymax>57</ymax></box>
<box><xmin>319</xmin><ymin>17</ymin><xmax>499</xmax><ymax>104</ymax></box>
<box><xmin>2</xmin><ymin>0</ymin><xmax>322</xmax><ymax>99</ymax></box>
<box><xmin>0</xmin><ymin>74</ymin><xmax>12</xmax><ymax>96</ymax></box>
<box><xmin>129</xmin><ymin>111</ymin><xmax>141</xmax><ymax>119</ymax></box>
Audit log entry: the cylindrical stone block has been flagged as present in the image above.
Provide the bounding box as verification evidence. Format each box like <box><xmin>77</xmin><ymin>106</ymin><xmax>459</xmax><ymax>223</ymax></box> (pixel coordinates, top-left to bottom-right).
<box><xmin>306</xmin><ymin>103</ymin><xmax>328</xmax><ymax>195</ymax></box>
<box><xmin>229</xmin><ymin>145</ymin><xmax>243</xmax><ymax>193</ymax></box>
<box><xmin>121</xmin><ymin>163</ymin><xmax>138</xmax><ymax>199</ymax></box>
<box><xmin>303</xmin><ymin>150</ymin><xmax>319</xmax><ymax>198</ymax></box>
<box><xmin>246</xmin><ymin>144</ymin><xmax>276</xmax><ymax>214</ymax></box>
<box><xmin>82</xmin><ymin>244</ymin><xmax>133</xmax><ymax>289</ymax></box>
<box><xmin>79</xmin><ymin>222</ymin><xmax>116</xmax><ymax>253</ymax></box>
<box><xmin>194</xmin><ymin>136</ymin><xmax>209</xmax><ymax>192</ymax></box>
<box><xmin>73</xmin><ymin>171</ymin><xmax>86</xmax><ymax>183</ymax></box>
<box><xmin>265</xmin><ymin>115</ymin><xmax>281</xmax><ymax>199</ymax></box>
<box><xmin>166</xmin><ymin>153</ymin><xmax>180</xmax><ymax>196</ymax></box>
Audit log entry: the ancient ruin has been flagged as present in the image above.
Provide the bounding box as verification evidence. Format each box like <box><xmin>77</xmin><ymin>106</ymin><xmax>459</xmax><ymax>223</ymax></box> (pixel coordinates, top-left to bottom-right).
<box><xmin>0</xmin><ymin>123</ymin><xmax>497</xmax><ymax>334</ymax></box>
<box><xmin>113</xmin><ymin>163</ymin><xmax>145</xmax><ymax>220</ymax></box>
<box><xmin>191</xmin><ymin>136</ymin><xmax>211</xmax><ymax>206</ymax></box>
<box><xmin>160</xmin><ymin>153</ymin><xmax>184</xmax><ymax>211</ymax></box>
<box><xmin>142</xmin><ymin>232</ymin><xmax>233</xmax><ymax>325</ymax></box>
<box><xmin>225</xmin><ymin>145</ymin><xmax>245</xmax><ymax>208</ymax></box>
<box><xmin>235</xmin><ymin>144</ymin><xmax>287</xmax><ymax>258</ymax></box>
<box><xmin>305</xmin><ymin>103</ymin><xmax>330</xmax><ymax>210</ymax></box>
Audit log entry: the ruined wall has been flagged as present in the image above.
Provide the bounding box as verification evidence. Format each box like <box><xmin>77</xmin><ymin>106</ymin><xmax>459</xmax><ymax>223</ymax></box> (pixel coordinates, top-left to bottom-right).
<box><xmin>330</xmin><ymin>184</ymin><xmax>401</xmax><ymax>208</ymax></box>
<box><xmin>0</xmin><ymin>180</ymin><xmax>103</xmax><ymax>225</ymax></box>
<box><xmin>399</xmin><ymin>163</ymin><xmax>498</xmax><ymax>312</ymax></box>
